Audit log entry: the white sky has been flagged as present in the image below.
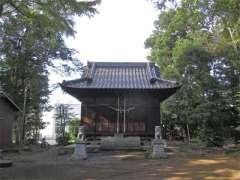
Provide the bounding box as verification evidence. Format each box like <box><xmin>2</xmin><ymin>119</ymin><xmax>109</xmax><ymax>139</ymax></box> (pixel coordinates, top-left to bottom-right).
<box><xmin>41</xmin><ymin>0</ymin><xmax>159</xmax><ymax>136</ymax></box>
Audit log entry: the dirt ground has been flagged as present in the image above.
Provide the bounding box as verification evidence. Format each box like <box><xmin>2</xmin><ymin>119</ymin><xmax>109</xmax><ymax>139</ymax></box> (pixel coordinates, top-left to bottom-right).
<box><xmin>0</xmin><ymin>142</ymin><xmax>240</xmax><ymax>180</ymax></box>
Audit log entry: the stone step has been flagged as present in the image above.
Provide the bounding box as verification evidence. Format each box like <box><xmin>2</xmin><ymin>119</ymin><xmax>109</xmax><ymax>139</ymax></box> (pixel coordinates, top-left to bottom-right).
<box><xmin>101</xmin><ymin>136</ymin><xmax>141</xmax><ymax>150</ymax></box>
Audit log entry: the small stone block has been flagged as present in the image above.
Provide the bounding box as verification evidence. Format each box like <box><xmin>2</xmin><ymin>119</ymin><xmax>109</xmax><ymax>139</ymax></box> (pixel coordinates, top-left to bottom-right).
<box><xmin>23</xmin><ymin>146</ymin><xmax>31</xmax><ymax>152</ymax></box>
<box><xmin>57</xmin><ymin>149</ymin><xmax>67</xmax><ymax>156</ymax></box>
<box><xmin>0</xmin><ymin>160</ymin><xmax>13</xmax><ymax>168</ymax></box>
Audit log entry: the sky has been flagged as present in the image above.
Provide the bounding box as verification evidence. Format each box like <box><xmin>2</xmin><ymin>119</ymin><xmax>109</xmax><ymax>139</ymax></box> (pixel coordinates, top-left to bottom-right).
<box><xmin>41</xmin><ymin>0</ymin><xmax>159</xmax><ymax>137</ymax></box>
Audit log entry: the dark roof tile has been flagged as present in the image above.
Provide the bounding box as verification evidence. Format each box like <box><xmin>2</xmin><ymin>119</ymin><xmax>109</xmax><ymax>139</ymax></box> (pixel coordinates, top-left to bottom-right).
<box><xmin>61</xmin><ymin>62</ymin><xmax>179</xmax><ymax>90</ymax></box>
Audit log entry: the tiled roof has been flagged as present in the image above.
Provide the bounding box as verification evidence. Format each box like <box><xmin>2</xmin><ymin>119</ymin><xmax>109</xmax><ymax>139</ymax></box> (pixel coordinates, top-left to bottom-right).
<box><xmin>61</xmin><ymin>62</ymin><xmax>179</xmax><ymax>90</ymax></box>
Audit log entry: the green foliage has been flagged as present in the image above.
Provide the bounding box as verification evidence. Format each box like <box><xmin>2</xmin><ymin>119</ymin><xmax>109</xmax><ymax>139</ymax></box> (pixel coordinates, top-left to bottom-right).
<box><xmin>0</xmin><ymin>0</ymin><xmax>99</xmax><ymax>36</ymax></box>
<box><xmin>237</xmin><ymin>92</ymin><xmax>240</xmax><ymax>112</ymax></box>
<box><xmin>68</xmin><ymin>118</ymin><xmax>80</xmax><ymax>143</ymax></box>
<box><xmin>54</xmin><ymin>104</ymin><xmax>76</xmax><ymax>145</ymax></box>
<box><xmin>56</xmin><ymin>132</ymin><xmax>70</xmax><ymax>146</ymax></box>
<box><xmin>0</xmin><ymin>0</ymin><xmax>99</xmax><ymax>143</ymax></box>
<box><xmin>147</xmin><ymin>0</ymin><xmax>240</xmax><ymax>146</ymax></box>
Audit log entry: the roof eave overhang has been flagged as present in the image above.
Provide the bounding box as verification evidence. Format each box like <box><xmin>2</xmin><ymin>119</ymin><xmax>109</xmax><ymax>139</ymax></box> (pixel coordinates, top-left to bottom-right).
<box><xmin>0</xmin><ymin>93</ymin><xmax>22</xmax><ymax>112</ymax></box>
<box><xmin>61</xmin><ymin>84</ymin><xmax>181</xmax><ymax>102</ymax></box>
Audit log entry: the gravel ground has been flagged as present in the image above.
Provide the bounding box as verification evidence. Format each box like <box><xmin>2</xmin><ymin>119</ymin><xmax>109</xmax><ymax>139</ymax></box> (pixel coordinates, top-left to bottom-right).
<box><xmin>0</xmin><ymin>143</ymin><xmax>240</xmax><ymax>180</ymax></box>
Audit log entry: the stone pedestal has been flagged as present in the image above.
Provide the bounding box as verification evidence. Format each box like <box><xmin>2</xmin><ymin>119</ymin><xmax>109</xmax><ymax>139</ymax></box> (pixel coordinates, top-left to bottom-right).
<box><xmin>71</xmin><ymin>141</ymin><xmax>87</xmax><ymax>160</ymax></box>
<box><xmin>152</xmin><ymin>139</ymin><xmax>167</xmax><ymax>158</ymax></box>
<box><xmin>71</xmin><ymin>125</ymin><xmax>87</xmax><ymax>160</ymax></box>
<box><xmin>151</xmin><ymin>126</ymin><xmax>168</xmax><ymax>158</ymax></box>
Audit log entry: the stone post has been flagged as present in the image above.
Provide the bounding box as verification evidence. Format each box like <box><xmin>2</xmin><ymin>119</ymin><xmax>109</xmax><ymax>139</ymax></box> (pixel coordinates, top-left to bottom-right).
<box><xmin>71</xmin><ymin>125</ymin><xmax>87</xmax><ymax>160</ymax></box>
<box><xmin>152</xmin><ymin>126</ymin><xmax>167</xmax><ymax>158</ymax></box>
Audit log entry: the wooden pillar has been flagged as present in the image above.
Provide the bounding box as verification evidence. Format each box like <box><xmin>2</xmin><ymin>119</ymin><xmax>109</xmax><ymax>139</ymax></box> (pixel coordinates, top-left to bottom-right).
<box><xmin>94</xmin><ymin>98</ymin><xmax>97</xmax><ymax>135</ymax></box>
<box><xmin>117</xmin><ymin>95</ymin><xmax>120</xmax><ymax>134</ymax></box>
<box><xmin>123</xmin><ymin>95</ymin><xmax>126</xmax><ymax>133</ymax></box>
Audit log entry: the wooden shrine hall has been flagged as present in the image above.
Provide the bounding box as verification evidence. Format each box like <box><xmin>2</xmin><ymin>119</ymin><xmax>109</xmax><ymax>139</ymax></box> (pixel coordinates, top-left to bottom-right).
<box><xmin>61</xmin><ymin>62</ymin><xmax>179</xmax><ymax>137</ymax></box>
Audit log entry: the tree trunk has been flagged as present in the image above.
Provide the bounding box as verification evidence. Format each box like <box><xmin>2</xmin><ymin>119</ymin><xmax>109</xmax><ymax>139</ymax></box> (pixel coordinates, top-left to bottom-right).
<box><xmin>21</xmin><ymin>84</ymin><xmax>28</xmax><ymax>145</ymax></box>
<box><xmin>186</xmin><ymin>123</ymin><xmax>191</xmax><ymax>143</ymax></box>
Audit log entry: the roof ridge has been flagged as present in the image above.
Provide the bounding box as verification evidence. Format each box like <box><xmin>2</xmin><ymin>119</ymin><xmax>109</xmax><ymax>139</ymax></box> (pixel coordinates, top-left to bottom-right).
<box><xmin>88</xmin><ymin>61</ymin><xmax>150</xmax><ymax>63</ymax></box>
<box><xmin>89</xmin><ymin>61</ymin><xmax>151</xmax><ymax>67</ymax></box>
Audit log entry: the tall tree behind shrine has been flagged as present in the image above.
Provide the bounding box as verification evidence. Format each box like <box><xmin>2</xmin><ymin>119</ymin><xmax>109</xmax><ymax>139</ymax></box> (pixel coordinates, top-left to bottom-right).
<box><xmin>0</xmin><ymin>0</ymin><xmax>100</xmax><ymax>143</ymax></box>
<box><xmin>146</xmin><ymin>0</ymin><xmax>240</xmax><ymax>146</ymax></box>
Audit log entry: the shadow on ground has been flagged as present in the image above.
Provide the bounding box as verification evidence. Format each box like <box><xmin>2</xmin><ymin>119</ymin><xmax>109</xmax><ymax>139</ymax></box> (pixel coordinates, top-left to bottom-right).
<box><xmin>0</xmin><ymin>142</ymin><xmax>239</xmax><ymax>180</ymax></box>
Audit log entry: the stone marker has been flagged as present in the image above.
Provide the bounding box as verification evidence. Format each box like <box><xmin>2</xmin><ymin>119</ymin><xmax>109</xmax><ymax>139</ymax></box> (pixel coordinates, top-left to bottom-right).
<box><xmin>71</xmin><ymin>126</ymin><xmax>87</xmax><ymax>160</ymax></box>
<box><xmin>152</xmin><ymin>126</ymin><xmax>167</xmax><ymax>158</ymax></box>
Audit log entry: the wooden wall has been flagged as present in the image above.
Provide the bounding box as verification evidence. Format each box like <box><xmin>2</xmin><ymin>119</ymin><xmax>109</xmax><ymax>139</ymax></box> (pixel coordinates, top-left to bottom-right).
<box><xmin>81</xmin><ymin>92</ymin><xmax>160</xmax><ymax>137</ymax></box>
<box><xmin>0</xmin><ymin>99</ymin><xmax>15</xmax><ymax>149</ymax></box>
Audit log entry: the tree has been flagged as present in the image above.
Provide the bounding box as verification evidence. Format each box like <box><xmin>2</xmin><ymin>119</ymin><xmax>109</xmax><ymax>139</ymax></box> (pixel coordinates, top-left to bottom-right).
<box><xmin>0</xmin><ymin>0</ymin><xmax>99</xmax><ymax>144</ymax></box>
<box><xmin>146</xmin><ymin>0</ymin><xmax>240</xmax><ymax>146</ymax></box>
<box><xmin>54</xmin><ymin>104</ymin><xmax>75</xmax><ymax>145</ymax></box>
<box><xmin>0</xmin><ymin>0</ymin><xmax>99</xmax><ymax>35</ymax></box>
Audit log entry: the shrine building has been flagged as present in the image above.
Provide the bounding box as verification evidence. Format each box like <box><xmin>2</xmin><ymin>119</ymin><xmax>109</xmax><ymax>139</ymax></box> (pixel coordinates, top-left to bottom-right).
<box><xmin>60</xmin><ymin>62</ymin><xmax>179</xmax><ymax>137</ymax></box>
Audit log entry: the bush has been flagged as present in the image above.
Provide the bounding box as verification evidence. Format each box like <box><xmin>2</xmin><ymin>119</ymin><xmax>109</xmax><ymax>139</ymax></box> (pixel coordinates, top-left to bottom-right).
<box><xmin>68</xmin><ymin>118</ymin><xmax>80</xmax><ymax>143</ymax></box>
<box><xmin>56</xmin><ymin>132</ymin><xmax>71</xmax><ymax>145</ymax></box>
<box><xmin>199</xmin><ymin>127</ymin><xmax>224</xmax><ymax>147</ymax></box>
